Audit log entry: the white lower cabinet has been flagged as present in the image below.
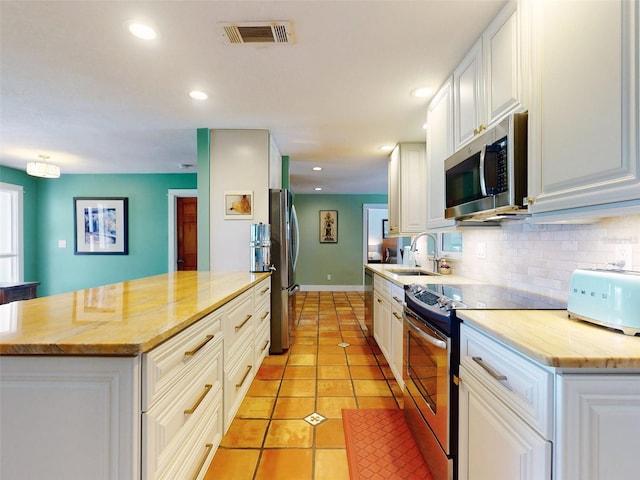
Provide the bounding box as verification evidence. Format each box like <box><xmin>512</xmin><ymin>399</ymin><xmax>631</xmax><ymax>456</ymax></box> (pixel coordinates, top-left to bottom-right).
<box><xmin>389</xmin><ymin>284</ymin><xmax>405</xmax><ymax>390</ymax></box>
<box><xmin>224</xmin><ymin>335</ymin><xmax>255</xmax><ymax>430</ymax></box>
<box><xmin>373</xmin><ymin>289</ymin><xmax>391</xmax><ymax>361</ymax></box>
<box><xmin>460</xmin><ymin>323</ymin><xmax>640</xmax><ymax>480</ymax></box>
<box><xmin>254</xmin><ymin>278</ymin><xmax>272</xmax><ymax>366</ymax></box>
<box><xmin>555</xmin><ymin>374</ymin><xmax>640</xmax><ymax>480</ymax></box>
<box><xmin>372</xmin><ymin>274</ymin><xmax>404</xmax><ymax>389</ymax></box>
<box><xmin>459</xmin><ymin>364</ymin><xmax>552</xmax><ymax>480</ymax></box>
<box><xmin>0</xmin><ymin>356</ymin><xmax>140</xmax><ymax>480</ymax></box>
<box><xmin>142</xmin><ymin>336</ymin><xmax>223</xmax><ymax>480</ymax></box>
<box><xmin>459</xmin><ymin>324</ymin><xmax>552</xmax><ymax>480</ymax></box>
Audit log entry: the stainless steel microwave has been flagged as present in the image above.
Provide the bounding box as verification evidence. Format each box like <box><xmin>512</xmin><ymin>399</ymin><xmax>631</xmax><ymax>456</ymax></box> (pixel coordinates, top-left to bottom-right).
<box><xmin>444</xmin><ymin>112</ymin><xmax>528</xmax><ymax>221</ymax></box>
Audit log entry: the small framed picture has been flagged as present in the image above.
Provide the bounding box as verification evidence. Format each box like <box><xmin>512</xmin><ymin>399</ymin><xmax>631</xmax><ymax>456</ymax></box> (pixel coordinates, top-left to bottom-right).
<box><xmin>74</xmin><ymin>197</ymin><xmax>128</xmax><ymax>255</ymax></box>
<box><xmin>224</xmin><ymin>190</ymin><xmax>253</xmax><ymax>219</ymax></box>
<box><xmin>319</xmin><ymin>210</ymin><xmax>338</xmax><ymax>243</ymax></box>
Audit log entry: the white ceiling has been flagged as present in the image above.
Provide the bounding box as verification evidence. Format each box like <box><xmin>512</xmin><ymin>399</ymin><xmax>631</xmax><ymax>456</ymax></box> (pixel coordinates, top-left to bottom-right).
<box><xmin>0</xmin><ymin>0</ymin><xmax>506</xmax><ymax>194</ymax></box>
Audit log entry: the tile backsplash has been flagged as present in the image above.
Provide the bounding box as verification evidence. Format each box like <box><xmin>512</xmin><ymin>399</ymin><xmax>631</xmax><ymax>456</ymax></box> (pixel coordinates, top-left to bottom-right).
<box><xmin>453</xmin><ymin>215</ymin><xmax>639</xmax><ymax>301</ymax></box>
<box><xmin>416</xmin><ymin>215</ymin><xmax>640</xmax><ymax>302</ymax></box>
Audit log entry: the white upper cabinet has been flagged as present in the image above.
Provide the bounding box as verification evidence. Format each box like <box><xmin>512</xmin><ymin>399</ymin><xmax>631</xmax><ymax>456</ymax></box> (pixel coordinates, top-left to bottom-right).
<box><xmin>528</xmin><ymin>0</ymin><xmax>639</xmax><ymax>215</ymax></box>
<box><xmin>453</xmin><ymin>0</ymin><xmax>526</xmax><ymax>152</ymax></box>
<box><xmin>454</xmin><ymin>39</ymin><xmax>485</xmax><ymax>150</ymax></box>
<box><xmin>426</xmin><ymin>78</ymin><xmax>456</xmax><ymax>229</ymax></box>
<box><xmin>387</xmin><ymin>144</ymin><xmax>401</xmax><ymax>235</ymax></box>
<box><xmin>483</xmin><ymin>0</ymin><xmax>525</xmax><ymax>126</ymax></box>
<box><xmin>387</xmin><ymin>143</ymin><xmax>427</xmax><ymax>235</ymax></box>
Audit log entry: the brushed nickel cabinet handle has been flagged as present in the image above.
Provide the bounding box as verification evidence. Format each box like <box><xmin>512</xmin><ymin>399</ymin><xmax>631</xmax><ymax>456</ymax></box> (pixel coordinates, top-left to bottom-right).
<box><xmin>184</xmin><ymin>334</ymin><xmax>215</xmax><ymax>356</ymax></box>
<box><xmin>190</xmin><ymin>443</ymin><xmax>214</xmax><ymax>480</ymax></box>
<box><xmin>236</xmin><ymin>365</ymin><xmax>253</xmax><ymax>388</ymax></box>
<box><xmin>235</xmin><ymin>314</ymin><xmax>252</xmax><ymax>331</ymax></box>
<box><xmin>184</xmin><ymin>384</ymin><xmax>212</xmax><ymax>415</ymax></box>
<box><xmin>472</xmin><ymin>356</ymin><xmax>507</xmax><ymax>381</ymax></box>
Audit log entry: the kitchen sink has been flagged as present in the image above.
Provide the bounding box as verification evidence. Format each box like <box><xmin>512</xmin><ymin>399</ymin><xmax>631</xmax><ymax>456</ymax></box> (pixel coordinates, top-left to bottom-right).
<box><xmin>388</xmin><ymin>269</ymin><xmax>438</xmax><ymax>276</ymax></box>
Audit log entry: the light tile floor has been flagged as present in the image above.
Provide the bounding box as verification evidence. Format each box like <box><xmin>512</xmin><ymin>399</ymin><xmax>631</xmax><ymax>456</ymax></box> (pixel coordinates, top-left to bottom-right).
<box><xmin>204</xmin><ymin>291</ymin><xmax>403</xmax><ymax>480</ymax></box>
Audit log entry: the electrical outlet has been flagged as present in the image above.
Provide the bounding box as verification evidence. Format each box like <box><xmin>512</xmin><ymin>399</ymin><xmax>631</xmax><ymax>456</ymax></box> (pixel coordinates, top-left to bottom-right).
<box><xmin>615</xmin><ymin>244</ymin><xmax>633</xmax><ymax>270</ymax></box>
<box><xmin>327</xmin><ymin>274</ymin><xmax>332</xmax><ymax>280</ymax></box>
<box><xmin>476</xmin><ymin>242</ymin><xmax>487</xmax><ymax>259</ymax></box>
<box><xmin>58</xmin><ymin>240</ymin><xmax>67</xmax><ymax>248</ymax></box>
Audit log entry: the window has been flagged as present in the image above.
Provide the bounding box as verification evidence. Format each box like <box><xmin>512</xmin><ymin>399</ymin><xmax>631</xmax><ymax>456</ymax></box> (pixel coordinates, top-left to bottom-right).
<box><xmin>441</xmin><ymin>232</ymin><xmax>462</xmax><ymax>258</ymax></box>
<box><xmin>0</xmin><ymin>183</ymin><xmax>24</xmax><ymax>282</ymax></box>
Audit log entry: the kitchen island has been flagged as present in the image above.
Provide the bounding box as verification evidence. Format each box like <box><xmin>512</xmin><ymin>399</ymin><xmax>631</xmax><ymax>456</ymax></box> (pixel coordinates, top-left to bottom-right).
<box><xmin>0</xmin><ymin>271</ymin><xmax>271</xmax><ymax>480</ymax></box>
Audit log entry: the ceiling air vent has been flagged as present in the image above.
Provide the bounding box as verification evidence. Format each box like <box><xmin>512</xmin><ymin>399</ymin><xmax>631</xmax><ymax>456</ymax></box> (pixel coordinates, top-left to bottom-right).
<box><xmin>221</xmin><ymin>21</ymin><xmax>294</xmax><ymax>44</ymax></box>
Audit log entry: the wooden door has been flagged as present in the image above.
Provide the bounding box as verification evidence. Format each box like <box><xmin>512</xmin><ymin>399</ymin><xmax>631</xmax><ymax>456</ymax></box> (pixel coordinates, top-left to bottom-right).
<box><xmin>177</xmin><ymin>197</ymin><xmax>197</xmax><ymax>271</ymax></box>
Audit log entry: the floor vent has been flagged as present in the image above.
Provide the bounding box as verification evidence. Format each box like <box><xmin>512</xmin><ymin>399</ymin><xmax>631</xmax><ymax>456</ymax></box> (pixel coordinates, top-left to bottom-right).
<box><xmin>221</xmin><ymin>21</ymin><xmax>294</xmax><ymax>45</ymax></box>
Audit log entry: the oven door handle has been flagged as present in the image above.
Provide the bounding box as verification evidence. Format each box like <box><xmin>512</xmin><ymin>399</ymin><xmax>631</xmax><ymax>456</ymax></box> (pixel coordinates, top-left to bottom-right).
<box><xmin>403</xmin><ymin>311</ymin><xmax>447</xmax><ymax>350</ymax></box>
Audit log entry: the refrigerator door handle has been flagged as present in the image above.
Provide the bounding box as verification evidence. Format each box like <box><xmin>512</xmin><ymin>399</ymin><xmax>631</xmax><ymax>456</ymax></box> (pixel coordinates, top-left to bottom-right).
<box><xmin>290</xmin><ymin>204</ymin><xmax>300</xmax><ymax>272</ymax></box>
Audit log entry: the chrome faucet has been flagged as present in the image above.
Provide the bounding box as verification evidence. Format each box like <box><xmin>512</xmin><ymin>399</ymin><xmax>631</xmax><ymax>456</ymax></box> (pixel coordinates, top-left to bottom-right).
<box><xmin>409</xmin><ymin>232</ymin><xmax>440</xmax><ymax>272</ymax></box>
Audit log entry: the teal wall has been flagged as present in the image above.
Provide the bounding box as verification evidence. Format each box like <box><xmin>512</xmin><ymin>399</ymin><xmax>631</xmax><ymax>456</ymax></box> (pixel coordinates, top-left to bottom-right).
<box><xmin>294</xmin><ymin>194</ymin><xmax>387</xmax><ymax>286</ymax></box>
<box><xmin>0</xmin><ymin>166</ymin><xmax>40</xmax><ymax>284</ymax></box>
<box><xmin>196</xmin><ymin>128</ymin><xmax>211</xmax><ymax>270</ymax></box>
<box><xmin>0</xmin><ymin>166</ymin><xmax>196</xmax><ymax>296</ymax></box>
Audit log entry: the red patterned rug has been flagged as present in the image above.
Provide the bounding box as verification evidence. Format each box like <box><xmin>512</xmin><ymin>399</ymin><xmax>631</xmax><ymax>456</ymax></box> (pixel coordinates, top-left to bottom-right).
<box><xmin>342</xmin><ymin>408</ymin><xmax>434</xmax><ymax>480</ymax></box>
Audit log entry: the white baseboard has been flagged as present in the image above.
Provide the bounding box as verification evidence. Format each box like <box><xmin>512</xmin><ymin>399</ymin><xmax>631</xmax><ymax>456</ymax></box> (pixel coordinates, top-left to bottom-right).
<box><xmin>299</xmin><ymin>285</ymin><xmax>364</xmax><ymax>292</ymax></box>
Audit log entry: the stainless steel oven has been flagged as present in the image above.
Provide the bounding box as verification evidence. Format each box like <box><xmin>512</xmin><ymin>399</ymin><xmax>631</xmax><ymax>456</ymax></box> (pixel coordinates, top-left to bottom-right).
<box><xmin>403</xmin><ymin>282</ymin><xmax>566</xmax><ymax>480</ymax></box>
<box><xmin>403</xmin><ymin>306</ymin><xmax>457</xmax><ymax>480</ymax></box>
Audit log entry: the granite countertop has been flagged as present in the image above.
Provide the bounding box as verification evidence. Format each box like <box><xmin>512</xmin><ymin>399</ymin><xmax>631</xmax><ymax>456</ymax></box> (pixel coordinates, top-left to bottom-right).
<box><xmin>457</xmin><ymin>310</ymin><xmax>640</xmax><ymax>370</ymax></box>
<box><xmin>0</xmin><ymin>271</ymin><xmax>270</xmax><ymax>356</ymax></box>
<box><xmin>365</xmin><ymin>263</ymin><xmax>484</xmax><ymax>286</ymax></box>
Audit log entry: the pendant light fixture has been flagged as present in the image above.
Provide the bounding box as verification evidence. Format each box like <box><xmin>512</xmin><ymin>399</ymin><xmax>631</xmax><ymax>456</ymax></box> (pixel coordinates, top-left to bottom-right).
<box><xmin>27</xmin><ymin>154</ymin><xmax>60</xmax><ymax>178</ymax></box>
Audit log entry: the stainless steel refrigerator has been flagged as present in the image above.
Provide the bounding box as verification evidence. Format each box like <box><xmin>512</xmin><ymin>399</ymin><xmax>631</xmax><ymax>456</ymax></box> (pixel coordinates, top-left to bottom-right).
<box><xmin>269</xmin><ymin>189</ymin><xmax>300</xmax><ymax>353</ymax></box>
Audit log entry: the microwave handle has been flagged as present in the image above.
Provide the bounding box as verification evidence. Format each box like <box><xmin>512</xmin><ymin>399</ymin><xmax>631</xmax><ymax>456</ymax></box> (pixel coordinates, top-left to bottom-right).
<box><xmin>479</xmin><ymin>144</ymin><xmax>488</xmax><ymax>197</ymax></box>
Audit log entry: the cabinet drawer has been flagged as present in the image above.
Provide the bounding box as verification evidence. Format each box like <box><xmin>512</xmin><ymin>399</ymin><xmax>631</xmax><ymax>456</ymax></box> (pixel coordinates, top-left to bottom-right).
<box><xmin>254</xmin><ymin>278</ymin><xmax>271</xmax><ymax>308</ymax></box>
<box><xmin>142</xmin><ymin>309</ymin><xmax>222</xmax><ymax>410</ymax></box>
<box><xmin>390</xmin><ymin>284</ymin><xmax>405</xmax><ymax>311</ymax></box>
<box><xmin>255</xmin><ymin>292</ymin><xmax>271</xmax><ymax>331</ymax></box>
<box><xmin>224</xmin><ymin>291</ymin><xmax>254</xmax><ymax>360</ymax></box>
<box><xmin>157</xmin><ymin>389</ymin><xmax>223</xmax><ymax>480</ymax></box>
<box><xmin>255</xmin><ymin>319</ymin><xmax>271</xmax><ymax>366</ymax></box>
<box><xmin>143</xmin><ymin>339</ymin><xmax>223</xmax><ymax>479</ymax></box>
<box><xmin>224</xmin><ymin>337</ymin><xmax>255</xmax><ymax>430</ymax></box>
<box><xmin>374</xmin><ymin>274</ymin><xmax>392</xmax><ymax>297</ymax></box>
<box><xmin>460</xmin><ymin>324</ymin><xmax>553</xmax><ymax>439</ymax></box>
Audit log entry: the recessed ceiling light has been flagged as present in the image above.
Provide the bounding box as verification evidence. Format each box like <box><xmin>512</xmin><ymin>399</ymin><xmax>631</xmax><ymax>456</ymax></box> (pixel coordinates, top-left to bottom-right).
<box><xmin>312</xmin><ymin>166</ymin><xmax>322</xmax><ymax>171</ymax></box>
<box><xmin>411</xmin><ymin>87</ymin><xmax>433</xmax><ymax>98</ymax></box>
<box><xmin>128</xmin><ymin>23</ymin><xmax>157</xmax><ymax>40</ymax></box>
<box><xmin>314</xmin><ymin>187</ymin><xmax>322</xmax><ymax>191</ymax></box>
<box><xmin>379</xmin><ymin>145</ymin><xmax>394</xmax><ymax>152</ymax></box>
<box><xmin>189</xmin><ymin>90</ymin><xmax>208</xmax><ymax>100</ymax></box>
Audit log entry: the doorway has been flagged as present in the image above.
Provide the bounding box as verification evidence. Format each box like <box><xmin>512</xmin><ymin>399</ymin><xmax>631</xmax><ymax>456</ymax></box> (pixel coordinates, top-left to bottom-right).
<box><xmin>176</xmin><ymin>197</ymin><xmax>197</xmax><ymax>271</ymax></box>
<box><xmin>168</xmin><ymin>189</ymin><xmax>198</xmax><ymax>272</ymax></box>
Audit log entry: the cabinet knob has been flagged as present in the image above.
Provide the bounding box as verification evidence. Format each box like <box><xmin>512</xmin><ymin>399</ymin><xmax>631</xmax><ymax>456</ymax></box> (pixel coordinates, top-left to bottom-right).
<box><xmin>473</xmin><ymin>124</ymin><xmax>487</xmax><ymax>136</ymax></box>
